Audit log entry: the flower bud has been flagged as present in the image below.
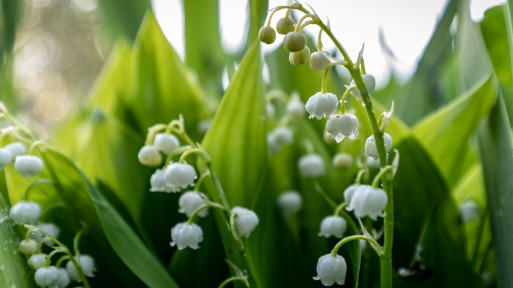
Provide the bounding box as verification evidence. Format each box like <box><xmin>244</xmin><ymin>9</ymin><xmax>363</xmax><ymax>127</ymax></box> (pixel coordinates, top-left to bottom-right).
<box><xmin>286</xmin><ymin>95</ymin><xmax>305</xmax><ymax>120</ymax></box>
<box><xmin>259</xmin><ymin>26</ymin><xmax>276</xmax><ymax>44</ymax></box>
<box><xmin>0</xmin><ymin>148</ymin><xmax>12</xmax><ymax>168</ymax></box>
<box><xmin>313</xmin><ymin>254</ymin><xmax>347</xmax><ymax>286</ymax></box>
<box><xmin>298</xmin><ymin>154</ymin><xmax>326</xmax><ymax>178</ymax></box>
<box><xmin>57</xmin><ymin>267</ymin><xmax>70</xmax><ymax>288</ymax></box>
<box><xmin>323</xmin><ymin>131</ymin><xmax>336</xmax><ymax>145</ymax></box>
<box><xmin>283</xmin><ymin>32</ymin><xmax>307</xmax><ymax>52</ymax></box>
<box><xmin>4</xmin><ymin>142</ymin><xmax>26</xmax><ymax>162</ymax></box>
<box><xmin>346</xmin><ymin>186</ymin><xmax>387</xmax><ymax>220</ymax></box>
<box><xmin>164</xmin><ymin>162</ymin><xmax>197</xmax><ymax>192</ymax></box>
<box><xmin>232</xmin><ymin>207</ymin><xmax>259</xmax><ymax>238</ymax></box>
<box><xmin>326</xmin><ymin>113</ymin><xmax>359</xmax><ymax>143</ymax></box>
<box><xmin>28</xmin><ymin>254</ymin><xmax>47</xmax><ymax>270</ymax></box>
<box><xmin>179</xmin><ymin>191</ymin><xmax>209</xmax><ymax>217</ymax></box>
<box><xmin>66</xmin><ymin>254</ymin><xmax>96</xmax><ymax>282</ymax></box>
<box><xmin>459</xmin><ymin>200</ymin><xmax>480</xmax><ymax>223</ymax></box>
<box><xmin>349</xmin><ymin>74</ymin><xmax>376</xmax><ymax>100</ymax></box>
<box><xmin>270</xmin><ymin>127</ymin><xmax>294</xmax><ymax>146</ymax></box>
<box><xmin>332</xmin><ymin>153</ymin><xmax>353</xmax><ymax>169</ymax></box>
<box><xmin>9</xmin><ymin>201</ymin><xmax>42</xmax><ymax>225</ymax></box>
<box><xmin>35</xmin><ymin>266</ymin><xmax>61</xmax><ymax>287</ymax></box>
<box><xmin>137</xmin><ymin>145</ymin><xmax>162</xmax><ymax>167</ymax></box>
<box><xmin>15</xmin><ymin>155</ymin><xmax>44</xmax><ymax>178</ymax></box>
<box><xmin>365</xmin><ymin>133</ymin><xmax>393</xmax><ymax>159</ymax></box>
<box><xmin>277</xmin><ymin>190</ymin><xmax>302</xmax><ymax>217</ymax></box>
<box><xmin>310</xmin><ymin>51</ymin><xmax>333</xmax><ymax>71</ymax></box>
<box><xmin>19</xmin><ymin>239</ymin><xmax>39</xmax><ymax>255</ymax></box>
<box><xmin>366</xmin><ymin>156</ymin><xmax>380</xmax><ymax>169</ymax></box>
<box><xmin>305</xmin><ymin>92</ymin><xmax>339</xmax><ymax>120</ymax></box>
<box><xmin>154</xmin><ymin>133</ymin><xmax>180</xmax><ymax>155</ymax></box>
<box><xmin>170</xmin><ymin>222</ymin><xmax>204</xmax><ymax>250</ymax></box>
<box><xmin>289</xmin><ymin>46</ymin><xmax>310</xmax><ymax>66</ymax></box>
<box><xmin>276</xmin><ymin>17</ymin><xmax>295</xmax><ymax>34</ymax></box>
<box><xmin>318</xmin><ymin>215</ymin><xmax>347</xmax><ymax>238</ymax></box>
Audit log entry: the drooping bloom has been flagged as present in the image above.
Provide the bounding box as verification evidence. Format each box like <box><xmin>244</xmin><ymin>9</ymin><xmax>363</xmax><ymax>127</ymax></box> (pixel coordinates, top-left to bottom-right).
<box><xmin>178</xmin><ymin>191</ymin><xmax>209</xmax><ymax>218</ymax></box>
<box><xmin>35</xmin><ymin>266</ymin><xmax>61</xmax><ymax>287</ymax></box>
<box><xmin>231</xmin><ymin>206</ymin><xmax>259</xmax><ymax>238</ymax></box>
<box><xmin>154</xmin><ymin>133</ymin><xmax>180</xmax><ymax>155</ymax></box>
<box><xmin>298</xmin><ymin>154</ymin><xmax>326</xmax><ymax>178</ymax></box>
<box><xmin>346</xmin><ymin>186</ymin><xmax>388</xmax><ymax>220</ymax></box>
<box><xmin>365</xmin><ymin>133</ymin><xmax>393</xmax><ymax>159</ymax></box>
<box><xmin>66</xmin><ymin>254</ymin><xmax>96</xmax><ymax>282</ymax></box>
<box><xmin>325</xmin><ymin>113</ymin><xmax>359</xmax><ymax>143</ymax></box>
<box><xmin>349</xmin><ymin>74</ymin><xmax>376</xmax><ymax>100</ymax></box>
<box><xmin>305</xmin><ymin>92</ymin><xmax>339</xmax><ymax>120</ymax></box>
<box><xmin>9</xmin><ymin>201</ymin><xmax>42</xmax><ymax>225</ymax></box>
<box><xmin>170</xmin><ymin>222</ymin><xmax>204</xmax><ymax>250</ymax></box>
<box><xmin>164</xmin><ymin>162</ymin><xmax>197</xmax><ymax>192</ymax></box>
<box><xmin>313</xmin><ymin>254</ymin><xmax>347</xmax><ymax>286</ymax></box>
<box><xmin>137</xmin><ymin>145</ymin><xmax>162</xmax><ymax>167</ymax></box>
<box><xmin>277</xmin><ymin>190</ymin><xmax>302</xmax><ymax>217</ymax></box>
<box><xmin>318</xmin><ymin>216</ymin><xmax>347</xmax><ymax>239</ymax></box>
<box><xmin>15</xmin><ymin>155</ymin><xmax>44</xmax><ymax>178</ymax></box>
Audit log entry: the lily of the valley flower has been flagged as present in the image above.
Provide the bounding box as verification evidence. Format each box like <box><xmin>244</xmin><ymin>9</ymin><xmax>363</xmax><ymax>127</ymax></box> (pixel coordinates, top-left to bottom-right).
<box><xmin>305</xmin><ymin>92</ymin><xmax>339</xmax><ymax>120</ymax></box>
<box><xmin>318</xmin><ymin>216</ymin><xmax>347</xmax><ymax>239</ymax></box>
<box><xmin>313</xmin><ymin>254</ymin><xmax>347</xmax><ymax>286</ymax></box>
<box><xmin>325</xmin><ymin>113</ymin><xmax>359</xmax><ymax>143</ymax></box>
<box><xmin>170</xmin><ymin>222</ymin><xmax>204</xmax><ymax>250</ymax></box>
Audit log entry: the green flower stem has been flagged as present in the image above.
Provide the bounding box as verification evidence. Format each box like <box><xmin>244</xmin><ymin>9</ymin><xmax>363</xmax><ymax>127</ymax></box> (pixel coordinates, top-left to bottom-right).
<box><xmin>218</xmin><ymin>276</ymin><xmax>249</xmax><ymax>288</ymax></box>
<box><xmin>145</xmin><ymin>124</ymin><xmax>167</xmax><ymax>145</ymax></box>
<box><xmin>321</xmin><ymin>66</ymin><xmax>330</xmax><ymax>93</ymax></box>
<box><xmin>340</xmin><ymin>86</ymin><xmax>356</xmax><ymax>114</ymax></box>
<box><xmin>355</xmin><ymin>168</ymin><xmax>368</xmax><ymax>185</ymax></box>
<box><xmin>25</xmin><ymin>224</ymin><xmax>91</xmax><ymax>288</ymax></box>
<box><xmin>314</xmin><ymin>17</ymin><xmax>394</xmax><ymax>288</ymax></box>
<box><xmin>187</xmin><ymin>203</ymin><xmax>225</xmax><ymax>225</ymax></box>
<box><xmin>179</xmin><ymin>148</ymin><xmax>211</xmax><ymax>164</ymax></box>
<box><xmin>294</xmin><ymin>14</ymin><xmax>315</xmax><ymax>32</ymax></box>
<box><xmin>331</xmin><ymin>235</ymin><xmax>383</xmax><ymax>257</ymax></box>
<box><xmin>229</xmin><ymin>212</ymin><xmax>244</xmax><ymax>250</ymax></box>
<box><xmin>73</xmin><ymin>227</ymin><xmax>85</xmax><ymax>255</ymax></box>
<box><xmin>371</xmin><ymin>166</ymin><xmax>393</xmax><ymax>188</ymax></box>
<box><xmin>22</xmin><ymin>178</ymin><xmax>53</xmax><ymax>200</ymax></box>
<box><xmin>333</xmin><ymin>202</ymin><xmax>347</xmax><ymax>216</ymax></box>
<box><xmin>194</xmin><ymin>170</ymin><xmax>211</xmax><ymax>193</ymax></box>
<box><xmin>314</xmin><ymin>181</ymin><xmax>337</xmax><ymax>209</ymax></box>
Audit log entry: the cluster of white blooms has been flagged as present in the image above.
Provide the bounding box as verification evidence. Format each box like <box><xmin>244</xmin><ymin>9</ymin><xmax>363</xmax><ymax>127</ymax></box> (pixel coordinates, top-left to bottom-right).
<box><xmin>138</xmin><ymin>132</ymin><xmax>180</xmax><ymax>167</ymax></box>
<box><xmin>9</xmin><ymin>201</ymin><xmax>42</xmax><ymax>224</ymax></box>
<box><xmin>149</xmin><ymin>162</ymin><xmax>197</xmax><ymax>193</ymax></box>
<box><xmin>344</xmin><ymin>185</ymin><xmax>388</xmax><ymax>220</ymax></box>
<box><xmin>0</xmin><ymin>142</ymin><xmax>45</xmax><ymax>177</ymax></box>
<box><xmin>33</xmin><ymin>254</ymin><xmax>96</xmax><ymax>288</ymax></box>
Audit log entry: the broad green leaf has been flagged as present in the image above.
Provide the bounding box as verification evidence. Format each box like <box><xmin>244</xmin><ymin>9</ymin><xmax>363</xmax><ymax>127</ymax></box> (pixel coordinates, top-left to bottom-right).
<box><xmin>86</xmin><ymin>177</ymin><xmax>179</xmax><ymax>288</ymax></box>
<box><xmin>131</xmin><ymin>12</ymin><xmax>205</xmax><ymax>137</ymax></box>
<box><xmin>201</xmin><ymin>42</ymin><xmax>266</xmax><ymax>207</ymax></box>
<box><xmin>0</xmin><ymin>193</ymin><xmax>34</xmax><ymax>288</ymax></box>
<box><xmin>477</xmin><ymin>93</ymin><xmax>513</xmax><ymax>288</ymax></box>
<box><xmin>392</xmin><ymin>136</ymin><xmax>479</xmax><ymax>288</ymax></box>
<box><xmin>413</xmin><ymin>76</ymin><xmax>494</xmax><ymax>186</ymax></box>
<box><xmin>480</xmin><ymin>4</ymin><xmax>513</xmax><ymax>125</ymax></box>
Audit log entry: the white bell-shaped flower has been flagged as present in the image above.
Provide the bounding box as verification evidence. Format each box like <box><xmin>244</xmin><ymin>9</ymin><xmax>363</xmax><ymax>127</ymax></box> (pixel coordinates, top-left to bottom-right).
<box><xmin>150</xmin><ymin>169</ymin><xmax>172</xmax><ymax>193</ymax></box>
<box><xmin>346</xmin><ymin>186</ymin><xmax>388</xmax><ymax>220</ymax></box>
<box><xmin>0</xmin><ymin>148</ymin><xmax>12</xmax><ymax>168</ymax></box>
<box><xmin>57</xmin><ymin>267</ymin><xmax>70</xmax><ymax>288</ymax></box>
<box><xmin>4</xmin><ymin>142</ymin><xmax>26</xmax><ymax>162</ymax></box>
<box><xmin>35</xmin><ymin>266</ymin><xmax>61</xmax><ymax>287</ymax></box>
<box><xmin>349</xmin><ymin>74</ymin><xmax>376</xmax><ymax>100</ymax></box>
<box><xmin>313</xmin><ymin>254</ymin><xmax>347</xmax><ymax>286</ymax></box>
<box><xmin>332</xmin><ymin>153</ymin><xmax>353</xmax><ymax>169</ymax></box>
<box><xmin>318</xmin><ymin>215</ymin><xmax>347</xmax><ymax>239</ymax></box>
<box><xmin>19</xmin><ymin>239</ymin><xmax>39</xmax><ymax>255</ymax></box>
<box><xmin>269</xmin><ymin>127</ymin><xmax>294</xmax><ymax>146</ymax></box>
<box><xmin>459</xmin><ymin>200</ymin><xmax>480</xmax><ymax>223</ymax></box>
<box><xmin>277</xmin><ymin>190</ymin><xmax>302</xmax><ymax>217</ymax></box>
<box><xmin>66</xmin><ymin>254</ymin><xmax>96</xmax><ymax>282</ymax></box>
<box><xmin>325</xmin><ymin>113</ymin><xmax>359</xmax><ymax>143</ymax></box>
<box><xmin>305</xmin><ymin>92</ymin><xmax>339</xmax><ymax>120</ymax></box>
<box><xmin>365</xmin><ymin>133</ymin><xmax>393</xmax><ymax>159</ymax></box>
<box><xmin>298</xmin><ymin>154</ymin><xmax>326</xmax><ymax>178</ymax></box>
<box><xmin>137</xmin><ymin>145</ymin><xmax>162</xmax><ymax>167</ymax></box>
<box><xmin>164</xmin><ymin>162</ymin><xmax>197</xmax><ymax>192</ymax></box>
<box><xmin>178</xmin><ymin>191</ymin><xmax>209</xmax><ymax>217</ymax></box>
<box><xmin>154</xmin><ymin>133</ymin><xmax>180</xmax><ymax>155</ymax></box>
<box><xmin>286</xmin><ymin>95</ymin><xmax>305</xmax><ymax>120</ymax></box>
<box><xmin>231</xmin><ymin>206</ymin><xmax>259</xmax><ymax>238</ymax></box>
<box><xmin>310</xmin><ymin>51</ymin><xmax>334</xmax><ymax>71</ymax></box>
<box><xmin>9</xmin><ymin>201</ymin><xmax>42</xmax><ymax>225</ymax></box>
<box><xmin>28</xmin><ymin>254</ymin><xmax>47</xmax><ymax>270</ymax></box>
<box><xmin>343</xmin><ymin>185</ymin><xmax>367</xmax><ymax>206</ymax></box>
<box><xmin>170</xmin><ymin>222</ymin><xmax>203</xmax><ymax>250</ymax></box>
<box><xmin>15</xmin><ymin>155</ymin><xmax>44</xmax><ymax>178</ymax></box>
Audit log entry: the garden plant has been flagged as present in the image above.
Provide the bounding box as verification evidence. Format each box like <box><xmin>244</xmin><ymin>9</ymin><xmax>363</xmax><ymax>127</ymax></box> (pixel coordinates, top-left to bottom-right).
<box><xmin>0</xmin><ymin>0</ymin><xmax>512</xmax><ymax>287</ymax></box>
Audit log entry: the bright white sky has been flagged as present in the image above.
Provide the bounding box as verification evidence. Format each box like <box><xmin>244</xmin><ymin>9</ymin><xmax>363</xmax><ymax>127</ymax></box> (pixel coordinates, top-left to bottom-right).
<box><xmin>152</xmin><ymin>0</ymin><xmax>505</xmax><ymax>86</ymax></box>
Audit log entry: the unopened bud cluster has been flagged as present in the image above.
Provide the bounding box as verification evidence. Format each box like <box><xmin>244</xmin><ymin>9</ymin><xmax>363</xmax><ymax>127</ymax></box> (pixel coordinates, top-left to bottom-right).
<box><xmin>0</xmin><ymin>141</ymin><xmax>45</xmax><ymax>177</ymax></box>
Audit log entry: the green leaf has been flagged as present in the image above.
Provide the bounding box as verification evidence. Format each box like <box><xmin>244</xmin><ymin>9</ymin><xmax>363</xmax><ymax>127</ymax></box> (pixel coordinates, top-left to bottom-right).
<box><xmin>413</xmin><ymin>76</ymin><xmax>494</xmax><ymax>186</ymax></box>
<box><xmin>201</xmin><ymin>41</ymin><xmax>266</xmax><ymax>207</ymax></box>
<box><xmin>86</xmin><ymin>176</ymin><xmax>179</xmax><ymax>288</ymax></box>
<box><xmin>96</xmin><ymin>0</ymin><xmax>147</xmax><ymax>41</ymax></box>
<box><xmin>0</xmin><ymin>194</ymin><xmax>34</xmax><ymax>288</ymax></box>
<box><xmin>392</xmin><ymin>136</ymin><xmax>479</xmax><ymax>288</ymax></box>
<box><xmin>131</xmin><ymin>11</ymin><xmax>205</xmax><ymax>137</ymax></box>
<box><xmin>477</xmin><ymin>92</ymin><xmax>513</xmax><ymax>288</ymax></box>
